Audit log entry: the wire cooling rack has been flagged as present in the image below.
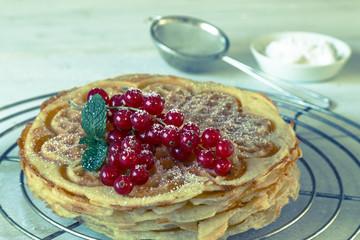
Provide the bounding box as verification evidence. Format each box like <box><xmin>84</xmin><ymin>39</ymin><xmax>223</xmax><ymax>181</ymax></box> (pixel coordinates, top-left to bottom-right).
<box><xmin>0</xmin><ymin>91</ymin><xmax>359</xmax><ymax>240</ymax></box>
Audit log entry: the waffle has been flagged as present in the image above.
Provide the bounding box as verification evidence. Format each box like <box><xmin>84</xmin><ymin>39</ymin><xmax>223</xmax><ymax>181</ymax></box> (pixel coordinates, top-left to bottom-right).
<box><xmin>18</xmin><ymin>74</ymin><xmax>301</xmax><ymax>240</ymax></box>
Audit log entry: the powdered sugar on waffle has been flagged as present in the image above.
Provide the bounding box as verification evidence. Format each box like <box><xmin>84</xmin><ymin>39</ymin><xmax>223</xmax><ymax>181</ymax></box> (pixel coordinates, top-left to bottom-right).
<box><xmin>40</xmin><ymin>82</ymin><xmax>276</xmax><ymax>197</ymax></box>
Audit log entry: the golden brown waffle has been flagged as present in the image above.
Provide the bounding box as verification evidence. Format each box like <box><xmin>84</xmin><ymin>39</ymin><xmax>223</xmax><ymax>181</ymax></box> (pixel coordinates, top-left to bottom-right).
<box><xmin>18</xmin><ymin>74</ymin><xmax>301</xmax><ymax>240</ymax></box>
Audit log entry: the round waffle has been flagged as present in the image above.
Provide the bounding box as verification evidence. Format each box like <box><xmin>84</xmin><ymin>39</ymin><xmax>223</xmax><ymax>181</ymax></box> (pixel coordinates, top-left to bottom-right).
<box><xmin>18</xmin><ymin>74</ymin><xmax>301</xmax><ymax>240</ymax></box>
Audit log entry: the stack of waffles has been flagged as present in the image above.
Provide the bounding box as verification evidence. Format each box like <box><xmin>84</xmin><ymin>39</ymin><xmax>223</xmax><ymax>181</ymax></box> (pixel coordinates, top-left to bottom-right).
<box><xmin>19</xmin><ymin>74</ymin><xmax>301</xmax><ymax>240</ymax></box>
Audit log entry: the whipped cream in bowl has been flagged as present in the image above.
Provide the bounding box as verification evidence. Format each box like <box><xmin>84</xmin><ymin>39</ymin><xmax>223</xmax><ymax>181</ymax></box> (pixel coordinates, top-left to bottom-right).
<box><xmin>250</xmin><ymin>32</ymin><xmax>351</xmax><ymax>82</ymax></box>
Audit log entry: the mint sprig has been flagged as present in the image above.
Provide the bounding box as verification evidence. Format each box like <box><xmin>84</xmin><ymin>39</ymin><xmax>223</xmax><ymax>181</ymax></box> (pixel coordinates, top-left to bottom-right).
<box><xmin>81</xmin><ymin>94</ymin><xmax>107</xmax><ymax>140</ymax></box>
<box><xmin>69</xmin><ymin>93</ymin><xmax>166</xmax><ymax>172</ymax></box>
<box><xmin>74</xmin><ymin>94</ymin><xmax>108</xmax><ymax>171</ymax></box>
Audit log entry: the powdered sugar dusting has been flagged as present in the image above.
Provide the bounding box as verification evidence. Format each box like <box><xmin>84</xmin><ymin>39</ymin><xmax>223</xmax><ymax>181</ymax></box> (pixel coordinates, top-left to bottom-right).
<box><xmin>40</xmin><ymin>133</ymin><xmax>84</xmax><ymax>164</ymax></box>
<box><xmin>144</xmin><ymin>91</ymin><xmax>160</xmax><ymax>97</ymax></box>
<box><xmin>36</xmin><ymin>82</ymin><xmax>277</xmax><ymax>198</ymax></box>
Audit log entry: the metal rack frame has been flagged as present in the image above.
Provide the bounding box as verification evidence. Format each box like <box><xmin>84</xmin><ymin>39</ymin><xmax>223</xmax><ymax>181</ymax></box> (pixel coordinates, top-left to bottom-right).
<box><xmin>0</xmin><ymin>91</ymin><xmax>359</xmax><ymax>240</ymax></box>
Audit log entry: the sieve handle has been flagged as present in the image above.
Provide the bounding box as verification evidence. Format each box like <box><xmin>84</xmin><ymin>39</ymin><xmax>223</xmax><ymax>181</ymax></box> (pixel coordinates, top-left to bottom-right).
<box><xmin>221</xmin><ymin>55</ymin><xmax>332</xmax><ymax>109</ymax></box>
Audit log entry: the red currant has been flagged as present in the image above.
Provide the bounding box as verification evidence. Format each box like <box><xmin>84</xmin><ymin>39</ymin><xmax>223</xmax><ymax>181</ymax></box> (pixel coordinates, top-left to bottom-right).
<box><xmin>109</xmin><ymin>94</ymin><xmax>125</xmax><ymax>113</ymax></box>
<box><xmin>124</xmin><ymin>88</ymin><xmax>143</xmax><ymax>108</ymax></box>
<box><xmin>100</xmin><ymin>165</ymin><xmax>121</xmax><ymax>186</ymax></box>
<box><xmin>160</xmin><ymin>125</ymin><xmax>181</xmax><ymax>147</ymax></box>
<box><xmin>113</xmin><ymin>109</ymin><xmax>133</xmax><ymax>130</ymax></box>
<box><xmin>110</xmin><ymin>93</ymin><xmax>125</xmax><ymax>105</ymax></box>
<box><xmin>141</xmin><ymin>143</ymin><xmax>154</xmax><ymax>152</ymax></box>
<box><xmin>130</xmin><ymin>110</ymin><xmax>153</xmax><ymax>132</ymax></box>
<box><xmin>121</xmin><ymin>136</ymin><xmax>142</xmax><ymax>153</ymax></box>
<box><xmin>86</xmin><ymin>88</ymin><xmax>109</xmax><ymax>104</ymax></box>
<box><xmin>171</xmin><ymin>147</ymin><xmax>191</xmax><ymax>161</ymax></box>
<box><xmin>182</xmin><ymin>122</ymin><xmax>200</xmax><ymax>136</ymax></box>
<box><xmin>197</xmin><ymin>149</ymin><xmax>217</xmax><ymax>169</ymax></box>
<box><xmin>135</xmin><ymin>130</ymin><xmax>148</xmax><ymax>143</ymax></box>
<box><xmin>201</xmin><ymin>128</ymin><xmax>222</xmax><ymax>148</ymax></box>
<box><xmin>143</xmin><ymin>92</ymin><xmax>165</xmax><ymax>115</ymax></box>
<box><xmin>180</xmin><ymin>130</ymin><xmax>199</xmax><ymax>152</ymax></box>
<box><xmin>108</xmin><ymin>141</ymin><xmax>122</xmax><ymax>153</ymax></box>
<box><xmin>138</xmin><ymin>150</ymin><xmax>155</xmax><ymax>169</ymax></box>
<box><xmin>146</xmin><ymin>123</ymin><xmax>164</xmax><ymax>145</ymax></box>
<box><xmin>114</xmin><ymin>175</ymin><xmax>133</xmax><ymax>195</ymax></box>
<box><xmin>119</xmin><ymin>149</ymin><xmax>139</xmax><ymax>169</ymax></box>
<box><xmin>130</xmin><ymin>166</ymin><xmax>149</xmax><ymax>185</ymax></box>
<box><xmin>165</xmin><ymin>109</ymin><xmax>184</xmax><ymax>127</ymax></box>
<box><xmin>107</xmin><ymin>150</ymin><xmax>121</xmax><ymax>169</ymax></box>
<box><xmin>214</xmin><ymin>158</ymin><xmax>232</xmax><ymax>176</ymax></box>
<box><xmin>107</xmin><ymin>152</ymin><xmax>121</xmax><ymax>169</ymax></box>
<box><xmin>216</xmin><ymin>139</ymin><xmax>234</xmax><ymax>158</ymax></box>
<box><xmin>107</xmin><ymin>129</ymin><xmax>128</xmax><ymax>144</ymax></box>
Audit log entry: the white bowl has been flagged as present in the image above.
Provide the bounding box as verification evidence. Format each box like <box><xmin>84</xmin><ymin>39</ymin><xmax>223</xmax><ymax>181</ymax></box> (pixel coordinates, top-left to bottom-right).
<box><xmin>250</xmin><ymin>32</ymin><xmax>351</xmax><ymax>82</ymax></box>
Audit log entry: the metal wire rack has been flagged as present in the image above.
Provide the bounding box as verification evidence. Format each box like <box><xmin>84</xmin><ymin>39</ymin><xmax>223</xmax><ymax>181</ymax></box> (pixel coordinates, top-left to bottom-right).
<box><xmin>0</xmin><ymin>91</ymin><xmax>359</xmax><ymax>240</ymax></box>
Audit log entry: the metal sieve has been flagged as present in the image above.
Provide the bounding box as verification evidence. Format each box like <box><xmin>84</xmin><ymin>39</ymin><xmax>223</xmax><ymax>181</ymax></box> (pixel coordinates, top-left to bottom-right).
<box><xmin>149</xmin><ymin>15</ymin><xmax>332</xmax><ymax>109</ymax></box>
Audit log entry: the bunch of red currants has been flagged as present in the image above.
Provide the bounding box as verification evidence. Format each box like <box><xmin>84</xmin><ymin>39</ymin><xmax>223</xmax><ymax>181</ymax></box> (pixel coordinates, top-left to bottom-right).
<box><xmin>86</xmin><ymin>87</ymin><xmax>234</xmax><ymax>195</ymax></box>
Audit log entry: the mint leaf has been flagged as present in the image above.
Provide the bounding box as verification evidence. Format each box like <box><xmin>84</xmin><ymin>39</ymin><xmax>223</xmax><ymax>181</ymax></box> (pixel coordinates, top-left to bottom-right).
<box><xmin>76</xmin><ymin>94</ymin><xmax>109</xmax><ymax>171</ymax></box>
<box><xmin>81</xmin><ymin>94</ymin><xmax>107</xmax><ymax>140</ymax></box>
<box><xmin>79</xmin><ymin>136</ymin><xmax>96</xmax><ymax>147</ymax></box>
<box><xmin>81</xmin><ymin>140</ymin><xmax>108</xmax><ymax>171</ymax></box>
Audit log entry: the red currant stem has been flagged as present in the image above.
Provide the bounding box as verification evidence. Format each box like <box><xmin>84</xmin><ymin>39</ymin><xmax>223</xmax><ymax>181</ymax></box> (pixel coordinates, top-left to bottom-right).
<box><xmin>122</xmin><ymin>87</ymin><xmax>130</xmax><ymax>91</ymax></box>
<box><xmin>126</xmin><ymin>169</ymin><xmax>131</xmax><ymax>176</ymax></box>
<box><xmin>68</xmin><ymin>99</ymin><xmax>84</xmax><ymax>110</ymax></box>
<box><xmin>108</xmin><ymin>106</ymin><xmax>139</xmax><ymax>112</ymax></box>
<box><xmin>108</xmin><ymin>105</ymin><xmax>168</xmax><ymax>126</ymax></box>
<box><xmin>152</xmin><ymin>116</ymin><xmax>167</xmax><ymax>126</ymax></box>
<box><xmin>198</xmin><ymin>144</ymin><xmax>207</xmax><ymax>151</ymax></box>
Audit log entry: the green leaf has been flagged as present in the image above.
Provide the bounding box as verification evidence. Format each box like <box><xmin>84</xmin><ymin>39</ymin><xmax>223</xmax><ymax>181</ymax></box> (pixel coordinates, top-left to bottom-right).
<box><xmin>79</xmin><ymin>135</ymin><xmax>96</xmax><ymax>147</ymax></box>
<box><xmin>81</xmin><ymin>140</ymin><xmax>108</xmax><ymax>171</ymax></box>
<box><xmin>81</xmin><ymin>94</ymin><xmax>107</xmax><ymax>140</ymax></box>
